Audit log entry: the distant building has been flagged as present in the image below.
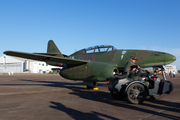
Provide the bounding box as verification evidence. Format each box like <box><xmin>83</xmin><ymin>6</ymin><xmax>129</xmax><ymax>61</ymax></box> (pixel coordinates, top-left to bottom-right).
<box><xmin>0</xmin><ymin>55</ymin><xmax>61</xmax><ymax>74</ymax></box>
<box><xmin>164</xmin><ymin>65</ymin><xmax>177</xmax><ymax>74</ymax></box>
<box><xmin>0</xmin><ymin>55</ymin><xmax>24</xmax><ymax>73</ymax></box>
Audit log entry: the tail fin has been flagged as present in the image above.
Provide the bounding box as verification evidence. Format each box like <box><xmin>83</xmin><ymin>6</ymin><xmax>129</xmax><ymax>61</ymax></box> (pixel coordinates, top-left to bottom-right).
<box><xmin>47</xmin><ymin>40</ymin><xmax>64</xmax><ymax>57</ymax></box>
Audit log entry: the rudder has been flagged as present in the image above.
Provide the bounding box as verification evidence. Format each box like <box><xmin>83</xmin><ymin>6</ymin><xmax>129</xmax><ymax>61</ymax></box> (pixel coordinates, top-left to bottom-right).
<box><xmin>47</xmin><ymin>40</ymin><xmax>64</xmax><ymax>57</ymax></box>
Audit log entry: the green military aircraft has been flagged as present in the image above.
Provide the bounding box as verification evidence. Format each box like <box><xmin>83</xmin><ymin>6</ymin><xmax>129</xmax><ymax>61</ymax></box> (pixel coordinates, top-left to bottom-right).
<box><xmin>4</xmin><ymin>40</ymin><xmax>176</xmax><ymax>89</ymax></box>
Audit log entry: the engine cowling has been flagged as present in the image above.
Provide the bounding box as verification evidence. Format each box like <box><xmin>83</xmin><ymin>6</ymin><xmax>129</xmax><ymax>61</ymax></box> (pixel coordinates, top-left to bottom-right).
<box><xmin>60</xmin><ymin>62</ymin><xmax>118</xmax><ymax>81</ymax></box>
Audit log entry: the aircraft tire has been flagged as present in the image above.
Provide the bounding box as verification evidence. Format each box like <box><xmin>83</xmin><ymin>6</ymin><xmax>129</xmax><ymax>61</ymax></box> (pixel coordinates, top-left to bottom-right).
<box><xmin>127</xmin><ymin>83</ymin><xmax>147</xmax><ymax>104</ymax></box>
<box><xmin>86</xmin><ymin>86</ymin><xmax>94</xmax><ymax>90</ymax></box>
<box><xmin>110</xmin><ymin>91</ymin><xmax>126</xmax><ymax>100</ymax></box>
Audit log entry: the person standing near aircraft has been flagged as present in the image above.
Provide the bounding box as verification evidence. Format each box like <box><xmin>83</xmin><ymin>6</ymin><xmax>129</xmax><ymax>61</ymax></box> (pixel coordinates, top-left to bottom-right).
<box><xmin>173</xmin><ymin>71</ymin><xmax>176</xmax><ymax>78</ymax></box>
<box><xmin>124</xmin><ymin>56</ymin><xmax>138</xmax><ymax>76</ymax></box>
<box><xmin>169</xmin><ymin>71</ymin><xmax>172</xmax><ymax>78</ymax></box>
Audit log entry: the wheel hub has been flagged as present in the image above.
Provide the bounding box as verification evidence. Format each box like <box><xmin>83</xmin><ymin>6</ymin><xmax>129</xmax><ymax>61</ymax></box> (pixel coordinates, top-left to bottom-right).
<box><xmin>133</xmin><ymin>89</ymin><xmax>140</xmax><ymax>98</ymax></box>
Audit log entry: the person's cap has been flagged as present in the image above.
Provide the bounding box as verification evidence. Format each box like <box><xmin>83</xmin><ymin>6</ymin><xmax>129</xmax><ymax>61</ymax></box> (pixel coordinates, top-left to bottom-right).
<box><xmin>130</xmin><ymin>65</ymin><xmax>138</xmax><ymax>69</ymax></box>
<box><xmin>130</xmin><ymin>56</ymin><xmax>138</xmax><ymax>60</ymax></box>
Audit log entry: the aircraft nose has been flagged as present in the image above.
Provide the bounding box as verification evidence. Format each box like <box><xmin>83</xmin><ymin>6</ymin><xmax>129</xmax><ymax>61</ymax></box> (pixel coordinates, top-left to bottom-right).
<box><xmin>164</xmin><ymin>53</ymin><xmax>176</xmax><ymax>65</ymax></box>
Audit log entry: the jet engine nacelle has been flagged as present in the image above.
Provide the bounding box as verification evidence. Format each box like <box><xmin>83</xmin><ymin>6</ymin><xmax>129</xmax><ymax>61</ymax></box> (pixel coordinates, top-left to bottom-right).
<box><xmin>60</xmin><ymin>62</ymin><xmax>118</xmax><ymax>81</ymax></box>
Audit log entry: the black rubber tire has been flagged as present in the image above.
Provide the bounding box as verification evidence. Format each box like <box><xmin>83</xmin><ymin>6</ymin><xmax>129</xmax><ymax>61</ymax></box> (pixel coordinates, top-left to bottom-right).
<box><xmin>167</xmin><ymin>81</ymin><xmax>173</xmax><ymax>94</ymax></box>
<box><xmin>127</xmin><ymin>83</ymin><xmax>147</xmax><ymax>104</ymax></box>
<box><xmin>150</xmin><ymin>80</ymin><xmax>173</xmax><ymax>99</ymax></box>
<box><xmin>150</xmin><ymin>94</ymin><xmax>164</xmax><ymax>100</ymax></box>
<box><xmin>110</xmin><ymin>91</ymin><xmax>126</xmax><ymax>100</ymax></box>
<box><xmin>86</xmin><ymin>86</ymin><xmax>93</xmax><ymax>90</ymax></box>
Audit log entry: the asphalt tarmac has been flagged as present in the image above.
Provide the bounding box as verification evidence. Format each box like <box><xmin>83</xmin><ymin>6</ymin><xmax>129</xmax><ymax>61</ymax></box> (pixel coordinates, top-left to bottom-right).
<box><xmin>0</xmin><ymin>74</ymin><xmax>179</xmax><ymax>120</ymax></box>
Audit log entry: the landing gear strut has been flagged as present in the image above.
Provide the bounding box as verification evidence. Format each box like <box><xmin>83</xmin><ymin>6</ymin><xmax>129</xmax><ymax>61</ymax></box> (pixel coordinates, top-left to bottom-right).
<box><xmin>83</xmin><ymin>81</ymin><xmax>98</xmax><ymax>90</ymax></box>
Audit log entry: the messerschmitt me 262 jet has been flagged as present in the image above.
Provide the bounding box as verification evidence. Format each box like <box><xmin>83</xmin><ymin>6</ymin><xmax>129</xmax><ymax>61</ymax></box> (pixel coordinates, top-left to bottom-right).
<box><xmin>4</xmin><ymin>40</ymin><xmax>176</xmax><ymax>89</ymax></box>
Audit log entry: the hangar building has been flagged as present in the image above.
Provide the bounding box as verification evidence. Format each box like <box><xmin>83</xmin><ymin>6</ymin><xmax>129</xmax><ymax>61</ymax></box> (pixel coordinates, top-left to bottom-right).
<box><xmin>0</xmin><ymin>55</ymin><xmax>61</xmax><ymax>74</ymax></box>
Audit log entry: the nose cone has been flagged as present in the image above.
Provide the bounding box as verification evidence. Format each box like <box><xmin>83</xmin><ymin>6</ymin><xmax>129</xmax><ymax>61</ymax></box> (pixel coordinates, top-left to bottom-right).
<box><xmin>165</xmin><ymin>53</ymin><xmax>176</xmax><ymax>65</ymax></box>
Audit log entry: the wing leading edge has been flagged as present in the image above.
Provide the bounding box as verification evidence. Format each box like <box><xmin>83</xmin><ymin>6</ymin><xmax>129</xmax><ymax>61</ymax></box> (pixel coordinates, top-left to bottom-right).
<box><xmin>3</xmin><ymin>51</ymin><xmax>88</xmax><ymax>65</ymax></box>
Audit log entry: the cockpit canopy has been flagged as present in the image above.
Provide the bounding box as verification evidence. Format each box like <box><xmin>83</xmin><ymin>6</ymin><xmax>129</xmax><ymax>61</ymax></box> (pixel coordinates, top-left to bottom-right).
<box><xmin>85</xmin><ymin>45</ymin><xmax>117</xmax><ymax>53</ymax></box>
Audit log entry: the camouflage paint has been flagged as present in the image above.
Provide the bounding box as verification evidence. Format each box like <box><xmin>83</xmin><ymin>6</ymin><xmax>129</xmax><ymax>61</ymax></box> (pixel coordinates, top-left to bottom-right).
<box><xmin>3</xmin><ymin>40</ymin><xmax>176</xmax><ymax>88</ymax></box>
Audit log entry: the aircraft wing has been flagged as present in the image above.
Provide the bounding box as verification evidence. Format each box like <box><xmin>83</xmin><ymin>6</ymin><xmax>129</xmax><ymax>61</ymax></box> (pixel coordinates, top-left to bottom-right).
<box><xmin>33</xmin><ymin>53</ymin><xmax>69</xmax><ymax>57</ymax></box>
<box><xmin>3</xmin><ymin>51</ymin><xmax>89</xmax><ymax>65</ymax></box>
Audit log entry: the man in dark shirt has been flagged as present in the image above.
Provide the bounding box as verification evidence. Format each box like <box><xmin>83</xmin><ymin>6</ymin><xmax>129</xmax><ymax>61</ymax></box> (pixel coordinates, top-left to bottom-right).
<box><xmin>128</xmin><ymin>65</ymin><xmax>149</xmax><ymax>87</ymax></box>
<box><xmin>124</xmin><ymin>56</ymin><xmax>138</xmax><ymax>76</ymax></box>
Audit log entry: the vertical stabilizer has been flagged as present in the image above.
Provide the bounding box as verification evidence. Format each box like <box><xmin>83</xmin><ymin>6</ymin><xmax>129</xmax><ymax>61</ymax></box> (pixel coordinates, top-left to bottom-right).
<box><xmin>47</xmin><ymin>40</ymin><xmax>64</xmax><ymax>57</ymax></box>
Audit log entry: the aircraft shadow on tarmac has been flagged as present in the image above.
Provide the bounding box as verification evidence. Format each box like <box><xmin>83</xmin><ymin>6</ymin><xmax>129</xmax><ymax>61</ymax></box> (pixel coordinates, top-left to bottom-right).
<box><xmin>17</xmin><ymin>79</ymin><xmax>107</xmax><ymax>88</ymax></box>
<box><xmin>9</xmin><ymin>79</ymin><xmax>180</xmax><ymax>120</ymax></box>
<box><xmin>50</xmin><ymin>101</ymin><xmax>119</xmax><ymax>120</ymax></box>
<box><xmin>67</xmin><ymin>89</ymin><xmax>180</xmax><ymax>120</ymax></box>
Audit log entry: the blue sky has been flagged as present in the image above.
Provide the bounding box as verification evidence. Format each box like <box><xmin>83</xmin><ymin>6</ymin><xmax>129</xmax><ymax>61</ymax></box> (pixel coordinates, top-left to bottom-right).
<box><xmin>0</xmin><ymin>0</ymin><xmax>180</xmax><ymax>69</ymax></box>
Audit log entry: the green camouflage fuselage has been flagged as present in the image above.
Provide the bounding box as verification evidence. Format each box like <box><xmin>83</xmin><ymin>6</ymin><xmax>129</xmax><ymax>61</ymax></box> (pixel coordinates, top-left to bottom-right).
<box><xmin>4</xmin><ymin>40</ymin><xmax>176</xmax><ymax>88</ymax></box>
<box><xmin>59</xmin><ymin>49</ymin><xmax>176</xmax><ymax>81</ymax></box>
